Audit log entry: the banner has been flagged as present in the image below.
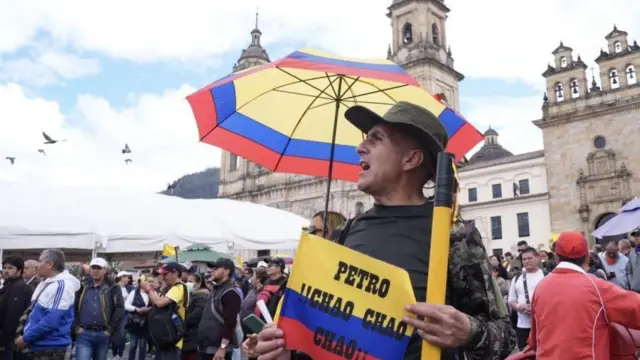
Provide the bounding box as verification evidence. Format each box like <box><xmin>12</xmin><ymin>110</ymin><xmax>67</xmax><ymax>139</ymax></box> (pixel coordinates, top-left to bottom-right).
<box><xmin>278</xmin><ymin>232</ymin><xmax>416</xmax><ymax>360</ymax></box>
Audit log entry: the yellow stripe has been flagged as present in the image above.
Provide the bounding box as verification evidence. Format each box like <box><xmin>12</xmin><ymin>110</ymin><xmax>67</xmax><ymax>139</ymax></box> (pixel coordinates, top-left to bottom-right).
<box><xmin>298</xmin><ymin>48</ymin><xmax>393</xmax><ymax>65</ymax></box>
<box><xmin>287</xmin><ymin>232</ymin><xmax>416</xmax><ymax>321</ymax></box>
<box><xmin>422</xmin><ymin>206</ymin><xmax>453</xmax><ymax>360</ymax></box>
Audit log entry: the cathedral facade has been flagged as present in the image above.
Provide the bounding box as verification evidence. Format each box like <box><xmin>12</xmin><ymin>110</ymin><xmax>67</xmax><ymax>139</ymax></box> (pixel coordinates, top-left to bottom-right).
<box><xmin>218</xmin><ymin>0</ymin><xmax>461</xmax><ymax>221</ymax></box>
<box><xmin>534</xmin><ymin>26</ymin><xmax>640</xmax><ymax>245</ymax></box>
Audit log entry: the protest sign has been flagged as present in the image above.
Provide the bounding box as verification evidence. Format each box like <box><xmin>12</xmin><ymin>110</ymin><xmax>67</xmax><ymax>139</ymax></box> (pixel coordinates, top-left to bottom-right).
<box><xmin>277</xmin><ymin>232</ymin><xmax>417</xmax><ymax>360</ymax></box>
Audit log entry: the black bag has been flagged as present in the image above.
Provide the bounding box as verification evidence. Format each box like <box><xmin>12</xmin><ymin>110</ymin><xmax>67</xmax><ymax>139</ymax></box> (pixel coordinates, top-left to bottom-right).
<box><xmin>148</xmin><ymin>283</ymin><xmax>188</xmax><ymax>349</ymax></box>
<box><xmin>126</xmin><ymin>290</ymin><xmax>148</xmax><ymax>334</ymax></box>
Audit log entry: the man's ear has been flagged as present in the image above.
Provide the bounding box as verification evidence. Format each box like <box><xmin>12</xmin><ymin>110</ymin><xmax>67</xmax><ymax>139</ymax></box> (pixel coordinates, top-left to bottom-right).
<box><xmin>402</xmin><ymin>149</ymin><xmax>424</xmax><ymax>172</ymax></box>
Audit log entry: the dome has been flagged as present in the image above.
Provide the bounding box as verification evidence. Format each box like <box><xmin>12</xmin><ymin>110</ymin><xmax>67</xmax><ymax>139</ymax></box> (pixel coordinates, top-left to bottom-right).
<box><xmin>468</xmin><ymin>144</ymin><xmax>513</xmax><ymax>164</ymax></box>
<box><xmin>484</xmin><ymin>127</ymin><xmax>498</xmax><ymax>136</ymax></box>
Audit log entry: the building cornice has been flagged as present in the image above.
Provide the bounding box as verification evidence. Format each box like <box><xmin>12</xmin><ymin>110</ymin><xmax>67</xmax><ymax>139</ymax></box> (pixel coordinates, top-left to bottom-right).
<box><xmin>460</xmin><ymin>192</ymin><xmax>549</xmax><ymax>210</ymax></box>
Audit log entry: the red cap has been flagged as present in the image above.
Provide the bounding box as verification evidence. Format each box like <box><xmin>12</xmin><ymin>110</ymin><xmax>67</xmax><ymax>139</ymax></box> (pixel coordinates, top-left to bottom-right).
<box><xmin>555</xmin><ymin>232</ymin><xmax>589</xmax><ymax>259</ymax></box>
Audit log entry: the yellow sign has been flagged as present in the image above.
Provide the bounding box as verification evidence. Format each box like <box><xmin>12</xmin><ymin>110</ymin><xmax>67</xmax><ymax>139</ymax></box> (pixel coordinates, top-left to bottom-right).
<box><xmin>277</xmin><ymin>232</ymin><xmax>416</xmax><ymax>360</ymax></box>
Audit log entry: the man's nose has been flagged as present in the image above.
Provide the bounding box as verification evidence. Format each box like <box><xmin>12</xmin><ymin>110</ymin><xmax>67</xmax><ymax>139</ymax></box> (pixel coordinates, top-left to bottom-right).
<box><xmin>356</xmin><ymin>140</ymin><xmax>367</xmax><ymax>155</ymax></box>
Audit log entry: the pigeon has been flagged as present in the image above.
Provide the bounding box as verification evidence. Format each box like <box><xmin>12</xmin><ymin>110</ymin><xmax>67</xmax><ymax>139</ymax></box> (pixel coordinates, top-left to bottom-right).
<box><xmin>42</xmin><ymin>131</ymin><xmax>66</xmax><ymax>144</ymax></box>
<box><xmin>5</xmin><ymin>157</ymin><xmax>15</xmax><ymax>165</ymax></box>
<box><xmin>122</xmin><ymin>143</ymin><xmax>131</xmax><ymax>154</ymax></box>
<box><xmin>125</xmin><ymin>159</ymin><xmax>132</xmax><ymax>165</ymax></box>
<box><xmin>38</xmin><ymin>149</ymin><xmax>47</xmax><ymax>156</ymax></box>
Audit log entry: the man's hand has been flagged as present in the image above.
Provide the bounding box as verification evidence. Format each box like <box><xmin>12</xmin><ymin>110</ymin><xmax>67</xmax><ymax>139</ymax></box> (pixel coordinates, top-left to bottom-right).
<box><xmin>405</xmin><ymin>303</ymin><xmax>472</xmax><ymax>348</ymax></box>
<box><xmin>516</xmin><ymin>303</ymin><xmax>530</xmax><ymax>313</ymax></box>
<box><xmin>140</xmin><ymin>307</ymin><xmax>152</xmax><ymax>313</ymax></box>
<box><xmin>256</xmin><ymin>323</ymin><xmax>291</xmax><ymax>360</ymax></box>
<box><xmin>243</xmin><ymin>334</ymin><xmax>258</xmax><ymax>358</ymax></box>
<box><xmin>213</xmin><ymin>348</ymin><xmax>226</xmax><ymax>360</ymax></box>
<box><xmin>15</xmin><ymin>336</ymin><xmax>26</xmax><ymax>349</ymax></box>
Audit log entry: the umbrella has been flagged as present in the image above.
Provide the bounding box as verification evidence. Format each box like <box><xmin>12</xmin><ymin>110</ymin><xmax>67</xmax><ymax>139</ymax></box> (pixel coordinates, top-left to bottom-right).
<box><xmin>187</xmin><ymin>49</ymin><xmax>483</xmax><ymax>231</ymax></box>
<box><xmin>592</xmin><ymin>198</ymin><xmax>640</xmax><ymax>238</ymax></box>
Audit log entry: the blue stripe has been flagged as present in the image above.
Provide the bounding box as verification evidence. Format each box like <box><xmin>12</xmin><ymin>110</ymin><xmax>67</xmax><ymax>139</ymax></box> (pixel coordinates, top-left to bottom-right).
<box><xmin>438</xmin><ymin>108</ymin><xmax>465</xmax><ymax>137</ymax></box>
<box><xmin>218</xmin><ymin>112</ymin><xmax>359</xmax><ymax>164</ymax></box>
<box><xmin>280</xmin><ymin>288</ymin><xmax>410</xmax><ymax>360</ymax></box>
<box><xmin>52</xmin><ymin>280</ymin><xmax>64</xmax><ymax>309</ymax></box>
<box><xmin>287</xmin><ymin>51</ymin><xmax>407</xmax><ymax>74</ymax></box>
<box><xmin>211</xmin><ymin>82</ymin><xmax>237</xmax><ymax>123</ymax></box>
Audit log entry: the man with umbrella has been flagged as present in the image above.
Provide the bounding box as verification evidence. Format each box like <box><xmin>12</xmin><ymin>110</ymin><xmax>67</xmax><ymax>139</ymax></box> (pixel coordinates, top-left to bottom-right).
<box><xmin>254</xmin><ymin>101</ymin><xmax>516</xmax><ymax>359</ymax></box>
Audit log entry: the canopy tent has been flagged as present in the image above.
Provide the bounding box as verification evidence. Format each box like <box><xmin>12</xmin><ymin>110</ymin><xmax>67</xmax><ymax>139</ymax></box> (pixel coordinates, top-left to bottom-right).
<box><xmin>0</xmin><ymin>180</ymin><xmax>308</xmax><ymax>253</ymax></box>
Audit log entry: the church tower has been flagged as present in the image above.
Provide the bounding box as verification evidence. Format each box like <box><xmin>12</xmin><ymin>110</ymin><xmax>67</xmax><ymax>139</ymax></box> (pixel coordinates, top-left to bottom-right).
<box><xmin>387</xmin><ymin>0</ymin><xmax>464</xmax><ymax>111</ymax></box>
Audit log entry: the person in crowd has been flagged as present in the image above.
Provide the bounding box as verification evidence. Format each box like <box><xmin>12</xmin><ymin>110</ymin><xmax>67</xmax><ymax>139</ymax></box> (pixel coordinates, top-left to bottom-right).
<box><xmin>624</xmin><ymin>236</ymin><xmax>640</xmax><ymax>293</ymax></box>
<box><xmin>0</xmin><ymin>256</ymin><xmax>31</xmax><ymax>360</ymax></box>
<box><xmin>198</xmin><ymin>259</ymin><xmax>242</xmax><ymax>360</ymax></box>
<box><xmin>239</xmin><ymin>267</ymin><xmax>266</xmax><ymax>333</ymax></box>
<box><xmin>73</xmin><ymin>258</ymin><xmax>125</xmax><ymax>360</ymax></box>
<box><xmin>112</xmin><ymin>271</ymin><xmax>130</xmax><ymax>360</ymax></box>
<box><xmin>527</xmin><ymin>232</ymin><xmax>640</xmax><ymax>358</ymax></box>
<box><xmin>631</xmin><ymin>228</ymin><xmax>640</xmax><ymax>246</ymax></box>
<box><xmin>182</xmin><ymin>273</ymin><xmax>209</xmax><ymax>360</ymax></box>
<box><xmin>255</xmin><ymin>258</ymin><xmax>287</xmax><ymax>321</ymax></box>
<box><xmin>253</xmin><ymin>101</ymin><xmax>516</xmax><ymax>359</ymax></box>
<box><xmin>22</xmin><ymin>260</ymin><xmax>40</xmax><ymax>293</ymax></box>
<box><xmin>16</xmin><ymin>249</ymin><xmax>81</xmax><ymax>360</ymax></box>
<box><xmin>619</xmin><ymin>239</ymin><xmax>633</xmax><ymax>257</ymax></box>
<box><xmin>304</xmin><ymin>211</ymin><xmax>347</xmax><ymax>240</ymax></box>
<box><xmin>599</xmin><ymin>240</ymin><xmax>630</xmax><ymax>288</ymax></box>
<box><xmin>142</xmin><ymin>262</ymin><xmax>188</xmax><ymax>360</ymax></box>
<box><xmin>489</xmin><ymin>255</ymin><xmax>509</xmax><ymax>279</ymax></box>
<box><xmin>508</xmin><ymin>247</ymin><xmax>545</xmax><ymax>350</ymax></box>
<box><xmin>147</xmin><ymin>276</ymin><xmax>160</xmax><ymax>358</ymax></box>
<box><xmin>503</xmin><ymin>252</ymin><xmax>514</xmax><ymax>272</ymax></box>
<box><xmin>592</xmin><ymin>244</ymin><xmax>604</xmax><ymax>253</ymax></box>
<box><xmin>125</xmin><ymin>278</ymin><xmax>151</xmax><ymax>360</ymax></box>
<box><xmin>239</xmin><ymin>267</ymin><xmax>253</xmax><ymax>300</ymax></box>
<box><xmin>587</xmin><ymin>252</ymin><xmax>607</xmax><ymax>279</ymax></box>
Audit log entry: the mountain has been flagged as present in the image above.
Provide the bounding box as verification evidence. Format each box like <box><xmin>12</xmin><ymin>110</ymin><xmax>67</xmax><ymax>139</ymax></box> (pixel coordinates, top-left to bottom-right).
<box><xmin>161</xmin><ymin>167</ymin><xmax>220</xmax><ymax>199</ymax></box>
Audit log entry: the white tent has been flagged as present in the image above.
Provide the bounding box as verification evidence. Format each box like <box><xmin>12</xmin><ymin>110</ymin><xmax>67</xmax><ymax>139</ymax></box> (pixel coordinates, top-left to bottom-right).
<box><xmin>0</xmin><ymin>180</ymin><xmax>307</xmax><ymax>253</ymax></box>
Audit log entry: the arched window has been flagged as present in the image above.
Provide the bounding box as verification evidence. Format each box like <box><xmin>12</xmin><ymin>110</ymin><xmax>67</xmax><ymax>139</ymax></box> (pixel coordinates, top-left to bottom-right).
<box><xmin>615</xmin><ymin>41</ymin><xmax>623</xmax><ymax>53</ymax></box>
<box><xmin>431</xmin><ymin>22</ymin><xmax>440</xmax><ymax>46</ymax></box>
<box><xmin>560</xmin><ymin>56</ymin><xmax>568</xmax><ymax>68</ymax></box>
<box><xmin>626</xmin><ymin>65</ymin><xmax>636</xmax><ymax>85</ymax></box>
<box><xmin>610</xmin><ymin>69</ymin><xmax>620</xmax><ymax>89</ymax></box>
<box><xmin>570</xmin><ymin>79</ymin><xmax>580</xmax><ymax>99</ymax></box>
<box><xmin>355</xmin><ymin>202</ymin><xmax>364</xmax><ymax>216</ymax></box>
<box><xmin>402</xmin><ymin>23</ymin><xmax>413</xmax><ymax>44</ymax></box>
<box><xmin>555</xmin><ymin>83</ymin><xmax>564</xmax><ymax>102</ymax></box>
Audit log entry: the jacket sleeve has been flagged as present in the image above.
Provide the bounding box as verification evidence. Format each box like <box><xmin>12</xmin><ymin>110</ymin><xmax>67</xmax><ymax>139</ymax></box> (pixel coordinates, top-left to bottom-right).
<box><xmin>447</xmin><ymin>225</ymin><xmax>517</xmax><ymax>359</ymax></box>
<box><xmin>186</xmin><ymin>295</ymin><xmax>205</xmax><ymax>328</ymax></box>
<box><xmin>24</xmin><ymin>280</ymin><xmax>74</xmax><ymax>344</ymax></box>
<box><xmin>599</xmin><ymin>278</ymin><xmax>640</xmax><ymax>327</ymax></box>
<box><xmin>1</xmin><ymin>282</ymin><xmax>30</xmax><ymax>343</ymax></box>
<box><xmin>108</xmin><ymin>285</ymin><xmax>125</xmax><ymax>334</ymax></box>
<box><xmin>124</xmin><ymin>291</ymin><xmax>137</xmax><ymax>312</ymax></box>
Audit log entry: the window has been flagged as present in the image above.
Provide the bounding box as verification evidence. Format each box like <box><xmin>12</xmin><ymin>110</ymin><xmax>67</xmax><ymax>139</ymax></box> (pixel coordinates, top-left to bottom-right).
<box><xmin>402</xmin><ymin>23</ymin><xmax>413</xmax><ymax>44</ymax></box>
<box><xmin>610</xmin><ymin>69</ymin><xmax>620</xmax><ymax>89</ymax></box>
<box><xmin>229</xmin><ymin>153</ymin><xmax>239</xmax><ymax>172</ymax></box>
<box><xmin>492</xmin><ymin>183</ymin><xmax>502</xmax><ymax>199</ymax></box>
<box><xmin>593</xmin><ymin>135</ymin><xmax>606</xmax><ymax>149</ymax></box>
<box><xmin>432</xmin><ymin>22</ymin><xmax>440</xmax><ymax>46</ymax></box>
<box><xmin>491</xmin><ymin>216</ymin><xmax>502</xmax><ymax>240</ymax></box>
<box><xmin>257</xmin><ymin>250</ymin><xmax>271</xmax><ymax>257</ymax></box>
<box><xmin>560</xmin><ymin>56</ymin><xmax>567</xmax><ymax>68</ymax></box>
<box><xmin>570</xmin><ymin>79</ymin><xmax>580</xmax><ymax>99</ymax></box>
<box><xmin>517</xmin><ymin>212</ymin><xmax>530</xmax><ymax>237</ymax></box>
<box><xmin>518</xmin><ymin>179</ymin><xmax>530</xmax><ymax>195</ymax></box>
<box><xmin>627</xmin><ymin>65</ymin><xmax>636</xmax><ymax>85</ymax></box>
<box><xmin>555</xmin><ymin>83</ymin><xmax>564</xmax><ymax>102</ymax></box>
<box><xmin>615</xmin><ymin>41</ymin><xmax>622</xmax><ymax>53</ymax></box>
<box><xmin>467</xmin><ymin>188</ymin><xmax>478</xmax><ymax>202</ymax></box>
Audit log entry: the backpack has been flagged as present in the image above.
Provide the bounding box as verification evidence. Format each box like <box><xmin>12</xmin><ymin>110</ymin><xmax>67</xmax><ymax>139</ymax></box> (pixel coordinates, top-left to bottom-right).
<box><xmin>148</xmin><ymin>283</ymin><xmax>188</xmax><ymax>349</ymax></box>
<box><xmin>254</xmin><ymin>282</ymin><xmax>286</xmax><ymax>321</ymax></box>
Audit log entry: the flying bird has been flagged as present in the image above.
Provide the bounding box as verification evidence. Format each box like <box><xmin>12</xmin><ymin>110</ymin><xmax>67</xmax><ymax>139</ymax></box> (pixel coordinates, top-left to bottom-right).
<box><xmin>5</xmin><ymin>157</ymin><xmax>15</xmax><ymax>165</ymax></box>
<box><xmin>38</xmin><ymin>149</ymin><xmax>47</xmax><ymax>156</ymax></box>
<box><xmin>42</xmin><ymin>131</ymin><xmax>66</xmax><ymax>144</ymax></box>
<box><xmin>125</xmin><ymin>159</ymin><xmax>132</xmax><ymax>165</ymax></box>
<box><xmin>122</xmin><ymin>143</ymin><xmax>131</xmax><ymax>154</ymax></box>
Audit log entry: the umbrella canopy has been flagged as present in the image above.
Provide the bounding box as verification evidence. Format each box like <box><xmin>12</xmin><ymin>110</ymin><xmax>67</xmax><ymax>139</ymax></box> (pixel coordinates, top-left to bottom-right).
<box><xmin>187</xmin><ymin>49</ymin><xmax>483</xmax><ymax>182</ymax></box>
<box><xmin>592</xmin><ymin>198</ymin><xmax>640</xmax><ymax>238</ymax></box>
<box><xmin>160</xmin><ymin>243</ymin><xmax>230</xmax><ymax>263</ymax></box>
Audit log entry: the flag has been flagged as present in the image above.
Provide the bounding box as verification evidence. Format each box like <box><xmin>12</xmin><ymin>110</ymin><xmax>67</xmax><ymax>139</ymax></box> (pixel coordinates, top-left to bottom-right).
<box><xmin>162</xmin><ymin>243</ymin><xmax>177</xmax><ymax>259</ymax></box>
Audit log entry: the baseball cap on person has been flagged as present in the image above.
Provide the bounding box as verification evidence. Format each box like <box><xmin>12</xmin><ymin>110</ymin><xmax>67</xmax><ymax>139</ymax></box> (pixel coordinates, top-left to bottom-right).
<box><xmin>159</xmin><ymin>262</ymin><xmax>184</xmax><ymax>275</ymax></box>
<box><xmin>555</xmin><ymin>232</ymin><xmax>589</xmax><ymax>259</ymax></box>
<box><xmin>116</xmin><ymin>271</ymin><xmax>131</xmax><ymax>278</ymax></box>
<box><xmin>207</xmin><ymin>258</ymin><xmax>236</xmax><ymax>275</ymax></box>
<box><xmin>257</xmin><ymin>261</ymin><xmax>268</xmax><ymax>269</ymax></box>
<box><xmin>89</xmin><ymin>258</ymin><xmax>108</xmax><ymax>268</ymax></box>
<box><xmin>345</xmin><ymin>101</ymin><xmax>449</xmax><ymax>175</ymax></box>
<box><xmin>268</xmin><ymin>257</ymin><xmax>286</xmax><ymax>271</ymax></box>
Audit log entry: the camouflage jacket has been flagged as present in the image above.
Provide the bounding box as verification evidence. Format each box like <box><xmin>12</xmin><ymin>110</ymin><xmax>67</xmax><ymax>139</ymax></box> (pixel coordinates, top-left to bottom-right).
<box><xmin>446</xmin><ymin>223</ymin><xmax>517</xmax><ymax>359</ymax></box>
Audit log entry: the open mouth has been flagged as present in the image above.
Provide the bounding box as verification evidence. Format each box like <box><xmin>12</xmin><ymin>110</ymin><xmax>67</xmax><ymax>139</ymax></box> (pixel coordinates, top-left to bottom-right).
<box><xmin>359</xmin><ymin>161</ymin><xmax>370</xmax><ymax>171</ymax></box>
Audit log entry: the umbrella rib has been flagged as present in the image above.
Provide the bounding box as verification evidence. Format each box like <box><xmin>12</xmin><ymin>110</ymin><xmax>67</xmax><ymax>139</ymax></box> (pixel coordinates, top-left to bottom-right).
<box><xmin>340</xmin><ymin>79</ymin><xmax>408</xmax><ymax>102</ymax></box>
<box><xmin>272</xmin><ymin>76</ymin><xmax>341</xmax><ymax>171</ymax></box>
<box><xmin>277</xmin><ymin>68</ymin><xmax>338</xmax><ymax>100</ymax></box>
<box><xmin>324</xmin><ymin>73</ymin><xmax>340</xmax><ymax>99</ymax></box>
<box><xmin>271</xmin><ymin>89</ymin><xmax>334</xmax><ymax>100</ymax></box>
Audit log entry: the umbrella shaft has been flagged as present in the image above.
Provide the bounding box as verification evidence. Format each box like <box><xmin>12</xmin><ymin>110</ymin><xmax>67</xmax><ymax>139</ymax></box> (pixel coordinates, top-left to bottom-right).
<box><xmin>322</xmin><ymin>76</ymin><xmax>344</xmax><ymax>238</ymax></box>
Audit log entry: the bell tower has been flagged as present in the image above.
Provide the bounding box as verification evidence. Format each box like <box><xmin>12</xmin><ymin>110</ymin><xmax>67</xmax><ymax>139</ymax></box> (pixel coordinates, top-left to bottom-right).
<box><xmin>387</xmin><ymin>0</ymin><xmax>463</xmax><ymax>111</ymax></box>
<box><xmin>541</xmin><ymin>42</ymin><xmax>589</xmax><ymax>106</ymax></box>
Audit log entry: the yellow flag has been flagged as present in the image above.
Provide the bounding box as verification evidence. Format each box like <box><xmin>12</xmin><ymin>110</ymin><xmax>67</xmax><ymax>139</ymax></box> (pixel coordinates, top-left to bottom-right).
<box><xmin>162</xmin><ymin>243</ymin><xmax>176</xmax><ymax>257</ymax></box>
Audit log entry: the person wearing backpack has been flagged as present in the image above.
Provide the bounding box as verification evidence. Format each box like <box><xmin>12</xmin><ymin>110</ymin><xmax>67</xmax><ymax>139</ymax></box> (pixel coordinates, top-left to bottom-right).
<box><xmin>253</xmin><ymin>258</ymin><xmax>287</xmax><ymax>321</ymax></box>
<box><xmin>142</xmin><ymin>263</ymin><xmax>189</xmax><ymax>360</ymax></box>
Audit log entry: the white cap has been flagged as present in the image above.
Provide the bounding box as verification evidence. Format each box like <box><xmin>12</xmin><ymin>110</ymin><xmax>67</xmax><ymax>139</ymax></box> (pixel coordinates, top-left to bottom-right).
<box><xmin>257</xmin><ymin>261</ymin><xmax>268</xmax><ymax>269</ymax></box>
<box><xmin>116</xmin><ymin>271</ymin><xmax>131</xmax><ymax>277</ymax></box>
<box><xmin>89</xmin><ymin>258</ymin><xmax>108</xmax><ymax>268</ymax></box>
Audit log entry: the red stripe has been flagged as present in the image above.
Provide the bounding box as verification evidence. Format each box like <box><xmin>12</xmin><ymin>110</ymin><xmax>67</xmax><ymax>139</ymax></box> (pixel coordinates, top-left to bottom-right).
<box><xmin>275</xmin><ymin>58</ymin><xmax>420</xmax><ymax>86</ymax></box>
<box><xmin>279</xmin><ymin>317</ymin><xmax>382</xmax><ymax>360</ymax></box>
<box><xmin>201</xmin><ymin>128</ymin><xmax>361</xmax><ymax>182</ymax></box>
<box><xmin>186</xmin><ymin>90</ymin><xmax>218</xmax><ymax>140</ymax></box>
<box><xmin>446</xmin><ymin>123</ymin><xmax>484</xmax><ymax>162</ymax></box>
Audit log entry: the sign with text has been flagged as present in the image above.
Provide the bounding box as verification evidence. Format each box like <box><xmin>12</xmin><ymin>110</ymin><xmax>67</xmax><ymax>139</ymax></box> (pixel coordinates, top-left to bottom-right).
<box><xmin>277</xmin><ymin>232</ymin><xmax>417</xmax><ymax>360</ymax></box>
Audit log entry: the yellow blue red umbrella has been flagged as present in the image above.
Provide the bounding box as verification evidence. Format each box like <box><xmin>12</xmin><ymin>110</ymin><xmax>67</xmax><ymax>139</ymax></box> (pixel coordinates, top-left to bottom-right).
<box><xmin>187</xmin><ymin>49</ymin><xmax>483</xmax><ymax>183</ymax></box>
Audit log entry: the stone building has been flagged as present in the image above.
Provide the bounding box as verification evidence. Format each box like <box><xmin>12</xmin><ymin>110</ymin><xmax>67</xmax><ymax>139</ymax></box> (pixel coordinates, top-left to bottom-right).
<box><xmin>534</xmin><ymin>26</ymin><xmax>640</xmax><ymax>245</ymax></box>
<box><xmin>218</xmin><ymin>0</ymin><xmax>462</xmax><ymax>224</ymax></box>
<box><xmin>457</xmin><ymin>129</ymin><xmax>550</xmax><ymax>255</ymax></box>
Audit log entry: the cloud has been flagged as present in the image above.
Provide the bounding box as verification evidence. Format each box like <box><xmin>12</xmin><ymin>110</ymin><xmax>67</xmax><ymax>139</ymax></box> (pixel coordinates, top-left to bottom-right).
<box><xmin>0</xmin><ymin>83</ymin><xmax>220</xmax><ymax>191</ymax></box>
<box><xmin>0</xmin><ymin>51</ymin><xmax>101</xmax><ymax>86</ymax></box>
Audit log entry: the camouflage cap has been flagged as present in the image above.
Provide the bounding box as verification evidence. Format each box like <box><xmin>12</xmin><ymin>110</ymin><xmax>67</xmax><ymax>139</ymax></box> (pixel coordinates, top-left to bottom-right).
<box><xmin>345</xmin><ymin>101</ymin><xmax>448</xmax><ymax>167</ymax></box>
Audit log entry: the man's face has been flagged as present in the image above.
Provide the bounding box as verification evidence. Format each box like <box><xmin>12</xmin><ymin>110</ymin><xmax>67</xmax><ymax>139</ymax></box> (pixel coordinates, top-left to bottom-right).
<box><xmin>23</xmin><ymin>263</ymin><xmax>37</xmax><ymax>278</ymax></box>
<box><xmin>356</xmin><ymin>124</ymin><xmax>421</xmax><ymax>196</ymax></box>
<box><xmin>521</xmin><ymin>251</ymin><xmax>539</xmax><ymax>271</ymax></box>
<box><xmin>211</xmin><ymin>267</ymin><xmax>229</xmax><ymax>282</ymax></box>
<box><xmin>243</xmin><ymin>269</ymin><xmax>252</xmax><ymax>279</ymax></box>
<box><xmin>38</xmin><ymin>254</ymin><xmax>52</xmax><ymax>278</ymax></box>
<box><xmin>266</xmin><ymin>263</ymin><xmax>281</xmax><ymax>277</ymax></box>
<box><xmin>517</xmin><ymin>245</ymin><xmax>528</xmax><ymax>254</ymax></box>
<box><xmin>309</xmin><ymin>216</ymin><xmax>331</xmax><ymax>239</ymax></box>
<box><xmin>619</xmin><ymin>241</ymin><xmax>631</xmax><ymax>255</ymax></box>
<box><xmin>2</xmin><ymin>264</ymin><xmax>19</xmax><ymax>280</ymax></box>
<box><xmin>91</xmin><ymin>266</ymin><xmax>105</xmax><ymax>280</ymax></box>
<box><xmin>163</xmin><ymin>271</ymin><xmax>179</xmax><ymax>285</ymax></box>
<box><xmin>606</xmin><ymin>244</ymin><xmax>619</xmax><ymax>258</ymax></box>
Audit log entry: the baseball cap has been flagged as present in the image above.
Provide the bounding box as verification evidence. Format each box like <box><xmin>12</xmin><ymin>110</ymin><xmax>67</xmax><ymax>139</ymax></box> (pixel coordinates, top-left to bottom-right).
<box><xmin>555</xmin><ymin>232</ymin><xmax>589</xmax><ymax>259</ymax></box>
<box><xmin>116</xmin><ymin>271</ymin><xmax>131</xmax><ymax>278</ymax></box>
<box><xmin>631</xmin><ymin>227</ymin><xmax>640</xmax><ymax>237</ymax></box>
<box><xmin>345</xmin><ymin>101</ymin><xmax>449</xmax><ymax>173</ymax></box>
<box><xmin>159</xmin><ymin>262</ymin><xmax>184</xmax><ymax>275</ymax></box>
<box><xmin>268</xmin><ymin>257</ymin><xmax>286</xmax><ymax>271</ymax></box>
<box><xmin>207</xmin><ymin>258</ymin><xmax>235</xmax><ymax>275</ymax></box>
<box><xmin>89</xmin><ymin>258</ymin><xmax>108</xmax><ymax>268</ymax></box>
<box><xmin>257</xmin><ymin>261</ymin><xmax>268</xmax><ymax>269</ymax></box>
